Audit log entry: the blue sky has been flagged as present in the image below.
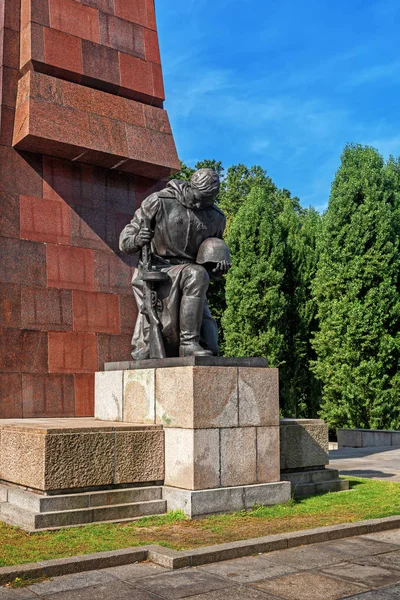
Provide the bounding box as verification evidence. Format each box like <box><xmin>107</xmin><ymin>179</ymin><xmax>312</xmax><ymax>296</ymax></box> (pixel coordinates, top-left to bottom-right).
<box><xmin>156</xmin><ymin>0</ymin><xmax>400</xmax><ymax>212</ymax></box>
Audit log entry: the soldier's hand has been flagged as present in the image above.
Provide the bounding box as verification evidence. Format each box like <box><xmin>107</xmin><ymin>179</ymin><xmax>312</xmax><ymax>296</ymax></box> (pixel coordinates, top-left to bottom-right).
<box><xmin>212</xmin><ymin>260</ymin><xmax>232</xmax><ymax>277</ymax></box>
<box><xmin>136</xmin><ymin>228</ymin><xmax>154</xmax><ymax>247</ymax></box>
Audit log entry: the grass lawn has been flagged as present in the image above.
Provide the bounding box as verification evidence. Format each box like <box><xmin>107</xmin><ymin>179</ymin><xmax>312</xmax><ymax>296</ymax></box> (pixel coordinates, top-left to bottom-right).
<box><xmin>1</xmin><ymin>477</ymin><xmax>400</xmax><ymax>567</ymax></box>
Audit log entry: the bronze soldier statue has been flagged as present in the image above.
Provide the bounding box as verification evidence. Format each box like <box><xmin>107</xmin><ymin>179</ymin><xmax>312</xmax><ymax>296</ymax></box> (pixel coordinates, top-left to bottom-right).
<box><xmin>119</xmin><ymin>168</ymin><xmax>231</xmax><ymax>360</ymax></box>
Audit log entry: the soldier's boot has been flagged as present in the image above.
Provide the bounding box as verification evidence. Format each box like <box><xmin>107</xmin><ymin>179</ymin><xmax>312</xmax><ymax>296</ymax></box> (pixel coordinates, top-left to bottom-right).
<box><xmin>179</xmin><ymin>296</ymin><xmax>213</xmax><ymax>357</ymax></box>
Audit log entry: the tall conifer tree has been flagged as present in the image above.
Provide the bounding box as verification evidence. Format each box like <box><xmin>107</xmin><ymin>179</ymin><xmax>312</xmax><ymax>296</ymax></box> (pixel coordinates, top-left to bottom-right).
<box><xmin>312</xmin><ymin>145</ymin><xmax>400</xmax><ymax>429</ymax></box>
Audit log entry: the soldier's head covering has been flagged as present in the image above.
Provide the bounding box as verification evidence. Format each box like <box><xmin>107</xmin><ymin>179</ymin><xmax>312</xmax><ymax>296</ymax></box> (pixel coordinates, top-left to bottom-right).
<box><xmin>190</xmin><ymin>168</ymin><xmax>220</xmax><ymax>198</ymax></box>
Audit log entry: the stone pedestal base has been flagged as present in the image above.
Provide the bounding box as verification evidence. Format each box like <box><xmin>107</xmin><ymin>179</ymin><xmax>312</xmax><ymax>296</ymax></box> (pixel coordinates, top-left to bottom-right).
<box><xmin>97</xmin><ymin>359</ymin><xmax>287</xmax><ymax>517</ymax></box>
<box><xmin>0</xmin><ymin>419</ymin><xmax>164</xmax><ymax>493</ymax></box>
<box><xmin>163</xmin><ymin>482</ymin><xmax>291</xmax><ymax>518</ymax></box>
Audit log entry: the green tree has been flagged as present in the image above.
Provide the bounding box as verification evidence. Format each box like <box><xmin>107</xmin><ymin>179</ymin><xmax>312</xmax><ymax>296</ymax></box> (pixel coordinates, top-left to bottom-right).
<box><xmin>222</xmin><ymin>185</ymin><xmax>321</xmax><ymax>416</ymax></box>
<box><xmin>312</xmin><ymin>144</ymin><xmax>400</xmax><ymax>430</ymax></box>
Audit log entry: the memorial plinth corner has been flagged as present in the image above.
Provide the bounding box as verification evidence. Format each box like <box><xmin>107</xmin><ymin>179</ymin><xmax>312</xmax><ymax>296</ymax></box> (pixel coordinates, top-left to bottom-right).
<box><xmin>96</xmin><ymin>357</ymin><xmax>291</xmax><ymax>517</ymax></box>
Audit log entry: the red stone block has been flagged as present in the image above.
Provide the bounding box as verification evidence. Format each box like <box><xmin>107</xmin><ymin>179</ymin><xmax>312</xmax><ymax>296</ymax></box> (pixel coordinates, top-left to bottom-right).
<box><xmin>4</xmin><ymin>0</ymin><xmax>20</xmax><ymax>31</ymax></box>
<box><xmin>119</xmin><ymin>52</ymin><xmax>153</xmax><ymax>100</ymax></box>
<box><xmin>152</xmin><ymin>62</ymin><xmax>165</xmax><ymax>102</ymax></box>
<box><xmin>97</xmin><ymin>332</ymin><xmax>132</xmax><ymax>369</ymax></box>
<box><xmin>92</xmin><ymin>167</ymin><xmax>136</xmax><ymax>213</ymax></box>
<box><xmin>144</xmin><ymin>28</ymin><xmax>160</xmax><ymax>64</ymax></box>
<box><xmin>20</xmin><ymin>195</ymin><xmax>71</xmax><ymax>245</ymax></box>
<box><xmin>0</xmin><ymin>328</ymin><xmax>48</xmax><ymax>373</ymax></box>
<box><xmin>70</xmin><ymin>205</ymin><xmax>109</xmax><ymax>252</ymax></box>
<box><xmin>2</xmin><ymin>27</ymin><xmax>19</xmax><ymax>69</ymax></box>
<box><xmin>0</xmin><ymin>283</ymin><xmax>21</xmax><ymax>328</ymax></box>
<box><xmin>0</xmin><ymin>189</ymin><xmax>19</xmax><ymax>238</ymax></box>
<box><xmin>94</xmin><ymin>249</ymin><xmax>134</xmax><ymax>294</ymax></box>
<box><xmin>80</xmin><ymin>0</ymin><xmax>114</xmax><ymax>14</ymax></box>
<box><xmin>62</xmin><ymin>79</ymin><xmax>145</xmax><ymax>127</ymax></box>
<box><xmin>81</xmin><ymin>39</ymin><xmax>119</xmax><ymax>93</ymax></box>
<box><xmin>22</xmin><ymin>373</ymin><xmax>75</xmax><ymax>417</ymax></box>
<box><xmin>47</xmin><ymin>244</ymin><xmax>95</xmax><ymax>291</ymax></box>
<box><xmin>48</xmin><ymin>331</ymin><xmax>98</xmax><ymax>373</ymax></box>
<box><xmin>29</xmin><ymin>100</ymin><xmax>90</xmax><ymax>148</ymax></box>
<box><xmin>88</xmin><ymin>112</ymin><xmax>128</xmax><ymax>157</ymax></box>
<box><xmin>49</xmin><ymin>0</ymin><xmax>100</xmax><ymax>44</ymax></box>
<box><xmin>114</xmin><ymin>0</ymin><xmax>147</xmax><ymax>27</ymax></box>
<box><xmin>134</xmin><ymin>175</ymin><xmax>164</xmax><ymax>203</ymax></box>
<box><xmin>0</xmin><ymin>373</ymin><xmax>23</xmax><ymax>417</ymax></box>
<box><xmin>0</xmin><ymin>147</ymin><xmax>43</xmax><ymax>198</ymax></box>
<box><xmin>0</xmin><ymin>105</ymin><xmax>15</xmax><ymax>146</ymax></box>
<box><xmin>21</xmin><ymin>22</ymin><xmax>45</xmax><ymax>70</ymax></box>
<box><xmin>107</xmin><ymin>211</ymin><xmax>134</xmax><ymax>252</ymax></box>
<box><xmin>146</xmin><ymin>0</ymin><xmax>157</xmax><ymax>30</ymax></box>
<box><xmin>0</xmin><ymin>237</ymin><xmax>47</xmax><ymax>287</ymax></box>
<box><xmin>44</xmin><ymin>27</ymin><xmax>83</xmax><ymax>78</ymax></box>
<box><xmin>21</xmin><ymin>0</ymin><xmax>50</xmax><ymax>30</ymax></box>
<box><xmin>73</xmin><ymin>290</ymin><xmax>120</xmax><ymax>334</ymax></box>
<box><xmin>21</xmin><ymin>287</ymin><xmax>73</xmax><ymax>331</ymax></box>
<box><xmin>99</xmin><ymin>12</ymin><xmax>144</xmax><ymax>58</ymax></box>
<box><xmin>20</xmin><ymin>329</ymin><xmax>48</xmax><ymax>373</ymax></box>
<box><xmin>143</xmin><ymin>105</ymin><xmax>172</xmax><ymax>134</ymax></box>
<box><xmin>119</xmin><ymin>293</ymin><xmax>137</xmax><ymax>335</ymax></box>
<box><xmin>0</xmin><ymin>66</ymin><xmax>20</xmax><ymax>107</ymax></box>
<box><xmin>74</xmin><ymin>373</ymin><xmax>94</xmax><ymax>416</ymax></box>
<box><xmin>43</xmin><ymin>156</ymin><xmax>93</xmax><ymax>207</ymax></box>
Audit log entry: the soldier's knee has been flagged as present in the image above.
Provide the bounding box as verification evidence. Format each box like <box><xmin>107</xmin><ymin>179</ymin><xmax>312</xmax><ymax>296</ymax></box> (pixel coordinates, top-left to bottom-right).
<box><xmin>182</xmin><ymin>264</ymin><xmax>209</xmax><ymax>295</ymax></box>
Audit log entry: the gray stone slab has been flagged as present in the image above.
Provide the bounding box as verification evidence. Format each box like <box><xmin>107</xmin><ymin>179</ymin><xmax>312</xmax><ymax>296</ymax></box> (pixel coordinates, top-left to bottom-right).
<box><xmin>135</xmin><ymin>570</ymin><xmax>233</xmax><ymax>599</ymax></box>
<box><xmin>319</xmin><ymin>561</ymin><xmax>400</xmax><ymax>589</ymax></box>
<box><xmin>362</xmin><ymin>430</ymin><xmax>392</xmax><ymax>448</ymax></box>
<box><xmin>95</xmin><ymin>371</ymin><xmax>123</xmax><ymax>421</ymax></box>
<box><xmin>103</xmin><ymin>562</ymin><xmax>169</xmax><ymax>581</ymax></box>
<box><xmin>345</xmin><ymin>585</ymin><xmax>400</xmax><ymax>599</ymax></box>
<box><xmin>163</xmin><ymin>482</ymin><xmax>290</xmax><ymax>518</ymax></box>
<box><xmin>363</xmin><ymin>530</ymin><xmax>400</xmax><ymax>545</ymax></box>
<box><xmin>362</xmin><ymin>549</ymin><xmax>400</xmax><ymax>571</ymax></box>
<box><xmin>104</xmin><ymin>357</ymin><xmax>268</xmax><ymax>371</ymax></box>
<box><xmin>337</xmin><ymin>429</ymin><xmax>363</xmax><ymax>448</ymax></box>
<box><xmin>323</xmin><ymin>537</ymin><xmax>400</xmax><ymax>559</ymax></box>
<box><xmin>251</xmin><ymin>571</ymin><xmax>367</xmax><ymax>599</ymax></box>
<box><xmin>262</xmin><ymin>544</ymin><xmax>344</xmax><ymax>569</ymax></box>
<box><xmin>0</xmin><ymin>589</ymin><xmax>36</xmax><ymax>599</ymax></box>
<box><xmin>37</xmin><ymin>580</ymin><xmax>159</xmax><ymax>599</ymax></box>
<box><xmin>280</xmin><ymin>419</ymin><xmax>329</xmax><ymax>471</ymax></box>
<box><xmin>28</xmin><ymin>570</ymin><xmax>115</xmax><ymax>594</ymax></box>
<box><xmin>188</xmin><ymin>587</ymin><xmax>279</xmax><ymax>599</ymax></box>
<box><xmin>198</xmin><ymin>555</ymin><xmax>297</xmax><ymax>583</ymax></box>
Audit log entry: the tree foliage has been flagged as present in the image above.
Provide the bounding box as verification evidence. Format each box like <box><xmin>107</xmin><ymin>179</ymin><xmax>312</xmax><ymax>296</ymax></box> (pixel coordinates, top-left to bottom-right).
<box><xmin>222</xmin><ymin>185</ymin><xmax>321</xmax><ymax>417</ymax></box>
<box><xmin>312</xmin><ymin>145</ymin><xmax>400</xmax><ymax>430</ymax></box>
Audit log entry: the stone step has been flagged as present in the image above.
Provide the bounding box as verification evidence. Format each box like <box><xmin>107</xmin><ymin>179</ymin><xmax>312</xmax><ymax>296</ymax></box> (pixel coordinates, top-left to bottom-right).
<box><xmin>281</xmin><ymin>468</ymin><xmax>341</xmax><ymax>485</ymax></box>
<box><xmin>290</xmin><ymin>478</ymin><xmax>350</xmax><ymax>499</ymax></box>
<box><xmin>5</xmin><ymin>486</ymin><xmax>163</xmax><ymax>514</ymax></box>
<box><xmin>0</xmin><ymin>499</ymin><xmax>167</xmax><ymax>531</ymax></box>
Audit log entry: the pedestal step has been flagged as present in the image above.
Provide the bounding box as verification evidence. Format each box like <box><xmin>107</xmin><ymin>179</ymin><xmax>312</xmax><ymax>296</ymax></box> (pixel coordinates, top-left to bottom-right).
<box><xmin>0</xmin><ymin>486</ymin><xmax>166</xmax><ymax>531</ymax></box>
<box><xmin>280</xmin><ymin>469</ymin><xmax>350</xmax><ymax>498</ymax></box>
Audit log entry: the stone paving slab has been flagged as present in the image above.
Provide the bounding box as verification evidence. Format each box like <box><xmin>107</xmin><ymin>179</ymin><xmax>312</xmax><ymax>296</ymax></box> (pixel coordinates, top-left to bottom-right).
<box><xmin>134</xmin><ymin>570</ymin><xmax>233</xmax><ymax>599</ymax></box>
<box><xmin>318</xmin><ymin>561</ymin><xmax>400</xmax><ymax>589</ymax></box>
<box><xmin>251</xmin><ymin>571</ymin><xmax>367</xmax><ymax>599</ymax></box>
<box><xmin>347</xmin><ymin>586</ymin><xmax>400</xmax><ymax>599</ymax></box>
<box><xmin>198</xmin><ymin>554</ymin><xmax>297</xmax><ymax>583</ymax></box>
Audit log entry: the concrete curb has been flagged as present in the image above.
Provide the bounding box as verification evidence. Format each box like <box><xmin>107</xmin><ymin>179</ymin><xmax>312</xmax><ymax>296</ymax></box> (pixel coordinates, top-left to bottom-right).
<box><xmin>1</xmin><ymin>515</ymin><xmax>400</xmax><ymax>585</ymax></box>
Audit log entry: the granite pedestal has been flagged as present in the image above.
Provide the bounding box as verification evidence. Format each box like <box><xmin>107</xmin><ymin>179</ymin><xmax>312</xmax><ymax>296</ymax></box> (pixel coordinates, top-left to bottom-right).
<box><xmin>280</xmin><ymin>419</ymin><xmax>349</xmax><ymax>498</ymax></box>
<box><xmin>96</xmin><ymin>358</ymin><xmax>291</xmax><ymax>517</ymax></box>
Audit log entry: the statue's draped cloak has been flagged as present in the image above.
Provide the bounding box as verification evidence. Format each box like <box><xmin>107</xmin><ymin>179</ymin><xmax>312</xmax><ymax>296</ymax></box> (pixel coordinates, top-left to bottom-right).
<box><xmin>119</xmin><ymin>180</ymin><xmax>226</xmax><ymax>356</ymax></box>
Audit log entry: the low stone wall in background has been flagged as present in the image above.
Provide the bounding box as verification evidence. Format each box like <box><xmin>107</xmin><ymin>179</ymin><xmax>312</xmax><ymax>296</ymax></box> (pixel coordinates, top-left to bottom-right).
<box><xmin>338</xmin><ymin>429</ymin><xmax>400</xmax><ymax>448</ymax></box>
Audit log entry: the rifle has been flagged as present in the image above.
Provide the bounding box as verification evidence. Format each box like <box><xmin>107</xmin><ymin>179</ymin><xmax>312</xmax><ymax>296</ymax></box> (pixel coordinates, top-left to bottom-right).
<box><xmin>140</xmin><ymin>218</ymin><xmax>169</xmax><ymax>359</ymax></box>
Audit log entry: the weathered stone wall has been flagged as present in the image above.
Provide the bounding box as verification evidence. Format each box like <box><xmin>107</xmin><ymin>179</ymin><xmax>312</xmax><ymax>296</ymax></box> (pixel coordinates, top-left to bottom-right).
<box><xmin>0</xmin><ymin>0</ymin><xmax>179</xmax><ymax>418</ymax></box>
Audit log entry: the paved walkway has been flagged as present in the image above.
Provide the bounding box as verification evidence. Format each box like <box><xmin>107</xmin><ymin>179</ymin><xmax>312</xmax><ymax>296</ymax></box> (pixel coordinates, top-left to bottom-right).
<box><xmin>2</xmin><ymin>529</ymin><xmax>400</xmax><ymax>599</ymax></box>
<box><xmin>330</xmin><ymin>447</ymin><xmax>400</xmax><ymax>481</ymax></box>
